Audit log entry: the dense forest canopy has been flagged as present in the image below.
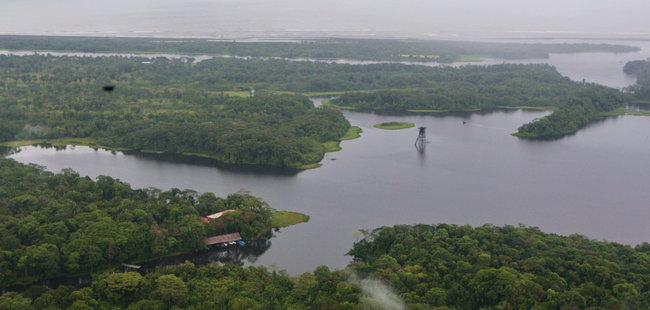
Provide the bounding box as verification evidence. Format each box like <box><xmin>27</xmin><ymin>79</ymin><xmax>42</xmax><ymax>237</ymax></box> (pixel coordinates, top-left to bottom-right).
<box><xmin>0</xmin><ymin>35</ymin><xmax>640</xmax><ymax>62</ymax></box>
<box><xmin>331</xmin><ymin>65</ymin><xmax>628</xmax><ymax>139</ymax></box>
<box><xmin>0</xmin><ymin>53</ymin><xmax>629</xmax><ymax>144</ymax></box>
<box><xmin>624</xmin><ymin>59</ymin><xmax>650</xmax><ymax>101</ymax></box>
<box><xmin>0</xmin><ymin>55</ymin><xmax>351</xmax><ymax>168</ymax></box>
<box><xmin>1</xmin><ymin>222</ymin><xmax>648</xmax><ymax>309</ymax></box>
<box><xmin>0</xmin><ymin>157</ymin><xmax>287</xmax><ymax>289</ymax></box>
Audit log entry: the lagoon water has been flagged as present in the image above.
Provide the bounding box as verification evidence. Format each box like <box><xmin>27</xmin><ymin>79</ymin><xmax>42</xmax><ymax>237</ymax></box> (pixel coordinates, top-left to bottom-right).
<box><xmin>6</xmin><ymin>40</ymin><xmax>650</xmax><ymax>274</ymax></box>
<box><xmin>9</xmin><ymin>108</ymin><xmax>650</xmax><ymax>274</ymax></box>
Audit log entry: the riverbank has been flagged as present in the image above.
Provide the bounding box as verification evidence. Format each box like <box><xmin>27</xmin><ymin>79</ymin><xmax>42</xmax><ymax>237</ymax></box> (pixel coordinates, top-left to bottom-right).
<box><xmin>272</xmin><ymin>211</ymin><xmax>310</xmax><ymax>228</ymax></box>
<box><xmin>299</xmin><ymin>126</ymin><xmax>363</xmax><ymax>169</ymax></box>
<box><xmin>1</xmin><ymin>128</ymin><xmax>364</xmax><ymax>171</ymax></box>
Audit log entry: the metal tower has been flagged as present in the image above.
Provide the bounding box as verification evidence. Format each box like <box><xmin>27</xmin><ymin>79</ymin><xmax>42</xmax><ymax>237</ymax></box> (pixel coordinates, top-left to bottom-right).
<box><xmin>415</xmin><ymin>127</ymin><xmax>427</xmax><ymax>151</ymax></box>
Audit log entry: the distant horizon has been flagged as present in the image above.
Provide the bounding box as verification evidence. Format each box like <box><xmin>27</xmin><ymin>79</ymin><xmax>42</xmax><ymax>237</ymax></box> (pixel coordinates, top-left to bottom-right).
<box><xmin>2</xmin><ymin>30</ymin><xmax>650</xmax><ymax>43</ymax></box>
<box><xmin>2</xmin><ymin>0</ymin><xmax>650</xmax><ymax>42</ymax></box>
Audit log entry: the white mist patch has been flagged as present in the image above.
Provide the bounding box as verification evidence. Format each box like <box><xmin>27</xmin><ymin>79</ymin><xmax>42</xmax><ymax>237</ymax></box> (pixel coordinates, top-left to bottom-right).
<box><xmin>15</xmin><ymin>124</ymin><xmax>47</xmax><ymax>140</ymax></box>
<box><xmin>348</xmin><ymin>272</ymin><xmax>405</xmax><ymax>310</ymax></box>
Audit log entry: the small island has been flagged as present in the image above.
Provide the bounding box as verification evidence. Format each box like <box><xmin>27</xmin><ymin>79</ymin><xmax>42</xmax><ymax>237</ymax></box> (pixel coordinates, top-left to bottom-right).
<box><xmin>373</xmin><ymin>121</ymin><xmax>416</xmax><ymax>130</ymax></box>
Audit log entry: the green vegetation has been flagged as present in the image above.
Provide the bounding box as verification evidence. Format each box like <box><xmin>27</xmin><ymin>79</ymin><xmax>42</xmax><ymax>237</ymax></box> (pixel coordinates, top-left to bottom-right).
<box><xmin>271</xmin><ymin>211</ymin><xmax>310</xmax><ymax>228</ymax></box>
<box><xmin>407</xmin><ymin>109</ymin><xmax>449</xmax><ymax>113</ymax></box>
<box><xmin>296</xmin><ymin>163</ymin><xmax>322</xmax><ymax>170</ymax></box>
<box><xmin>0</xmin><ymin>137</ymin><xmax>129</xmax><ymax>151</ymax></box>
<box><xmin>0</xmin><ymin>35</ymin><xmax>639</xmax><ymax>62</ymax></box>
<box><xmin>624</xmin><ymin>59</ymin><xmax>650</xmax><ymax>101</ymax></box>
<box><xmin>0</xmin><ymin>55</ymin><xmax>352</xmax><ymax>169</ymax></box>
<box><xmin>0</xmin><ymin>158</ymin><xmax>300</xmax><ymax>288</ymax></box>
<box><xmin>340</xmin><ymin>126</ymin><xmax>362</xmax><ymax>140</ymax></box>
<box><xmin>332</xmin><ymin>64</ymin><xmax>628</xmax><ymax>139</ymax></box>
<box><xmin>315</xmin><ymin>127</ymin><xmax>362</xmax><ymax>153</ymax></box>
<box><xmin>454</xmin><ymin>55</ymin><xmax>484</xmax><ymax>62</ymax></box>
<box><xmin>322</xmin><ymin>141</ymin><xmax>342</xmax><ymax>152</ymax></box>
<box><xmin>3</xmin><ymin>223</ymin><xmax>649</xmax><ymax>309</ymax></box>
<box><xmin>373</xmin><ymin>121</ymin><xmax>416</xmax><ymax>130</ymax></box>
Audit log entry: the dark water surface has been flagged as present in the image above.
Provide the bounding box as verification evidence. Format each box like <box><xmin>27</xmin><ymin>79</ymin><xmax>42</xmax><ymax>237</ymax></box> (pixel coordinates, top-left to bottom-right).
<box><xmin>9</xmin><ymin>108</ymin><xmax>650</xmax><ymax>274</ymax></box>
<box><xmin>6</xmin><ymin>40</ymin><xmax>650</xmax><ymax>274</ymax></box>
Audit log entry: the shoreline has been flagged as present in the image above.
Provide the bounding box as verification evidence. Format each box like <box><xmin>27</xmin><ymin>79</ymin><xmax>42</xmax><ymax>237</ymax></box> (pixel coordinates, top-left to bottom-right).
<box><xmin>0</xmin><ymin>126</ymin><xmax>364</xmax><ymax>171</ymax></box>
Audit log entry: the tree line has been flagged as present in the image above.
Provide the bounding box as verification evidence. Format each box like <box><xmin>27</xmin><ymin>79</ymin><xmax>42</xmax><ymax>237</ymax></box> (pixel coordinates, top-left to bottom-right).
<box><xmin>0</xmin><ymin>55</ymin><xmax>351</xmax><ymax>168</ymax></box>
<box><xmin>0</xmin><ymin>158</ymin><xmax>281</xmax><ymax>289</ymax></box>
<box><xmin>1</xmin><ymin>222</ymin><xmax>648</xmax><ymax>309</ymax></box>
<box><xmin>331</xmin><ymin>64</ymin><xmax>628</xmax><ymax>139</ymax></box>
<box><xmin>0</xmin><ymin>35</ymin><xmax>639</xmax><ymax>62</ymax></box>
<box><xmin>624</xmin><ymin>59</ymin><xmax>650</xmax><ymax>102</ymax></box>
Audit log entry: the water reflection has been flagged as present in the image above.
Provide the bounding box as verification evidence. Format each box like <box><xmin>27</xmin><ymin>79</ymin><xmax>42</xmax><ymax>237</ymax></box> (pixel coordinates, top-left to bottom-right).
<box><xmin>628</xmin><ymin>103</ymin><xmax>650</xmax><ymax>111</ymax></box>
<box><xmin>141</xmin><ymin>238</ymin><xmax>272</xmax><ymax>271</ymax></box>
<box><xmin>3</xmin><ymin>237</ymin><xmax>273</xmax><ymax>293</ymax></box>
<box><xmin>121</xmin><ymin>151</ymin><xmax>300</xmax><ymax>176</ymax></box>
<box><xmin>0</xmin><ymin>146</ymin><xmax>19</xmax><ymax>157</ymax></box>
<box><xmin>30</xmin><ymin>143</ymin><xmax>300</xmax><ymax>176</ymax></box>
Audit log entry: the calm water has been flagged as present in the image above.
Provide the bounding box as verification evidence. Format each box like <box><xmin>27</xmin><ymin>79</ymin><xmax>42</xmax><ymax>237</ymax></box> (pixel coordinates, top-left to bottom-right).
<box><xmin>8</xmin><ymin>109</ymin><xmax>650</xmax><ymax>274</ymax></box>
<box><xmin>6</xmin><ymin>41</ymin><xmax>650</xmax><ymax>274</ymax></box>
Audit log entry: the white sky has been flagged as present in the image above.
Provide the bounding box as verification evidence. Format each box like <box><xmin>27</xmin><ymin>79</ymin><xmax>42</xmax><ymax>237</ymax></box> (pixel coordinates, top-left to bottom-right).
<box><xmin>1</xmin><ymin>0</ymin><xmax>649</xmax><ymax>38</ymax></box>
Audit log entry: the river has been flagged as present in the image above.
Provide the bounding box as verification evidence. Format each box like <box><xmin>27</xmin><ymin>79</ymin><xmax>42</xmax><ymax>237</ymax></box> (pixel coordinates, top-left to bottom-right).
<box><xmin>5</xmin><ymin>40</ymin><xmax>650</xmax><ymax>274</ymax></box>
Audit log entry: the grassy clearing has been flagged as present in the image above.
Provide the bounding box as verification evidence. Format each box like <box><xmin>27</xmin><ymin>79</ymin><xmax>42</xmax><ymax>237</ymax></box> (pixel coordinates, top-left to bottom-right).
<box><xmin>0</xmin><ymin>140</ymin><xmax>47</xmax><ymax>147</ymax></box>
<box><xmin>323</xmin><ymin>141</ymin><xmax>342</xmax><ymax>152</ymax></box>
<box><xmin>321</xmin><ymin>100</ymin><xmax>356</xmax><ymax>110</ymax></box>
<box><xmin>454</xmin><ymin>55</ymin><xmax>484</xmax><ymax>62</ymax></box>
<box><xmin>220</xmin><ymin>91</ymin><xmax>250</xmax><ymax>97</ymax></box>
<box><xmin>373</xmin><ymin>122</ymin><xmax>415</xmax><ymax>130</ymax></box>
<box><xmin>341</xmin><ymin>126</ymin><xmax>362</xmax><ymax>140</ymax></box>
<box><xmin>271</xmin><ymin>211</ymin><xmax>310</xmax><ymax>229</ymax></box>
<box><xmin>407</xmin><ymin>109</ymin><xmax>449</xmax><ymax>113</ymax></box>
<box><xmin>398</xmin><ymin>54</ymin><xmax>441</xmax><ymax>59</ymax></box>
<box><xmin>298</xmin><ymin>163</ymin><xmax>322</xmax><ymax>170</ymax></box>
<box><xmin>302</xmin><ymin>91</ymin><xmax>347</xmax><ymax>96</ymax></box>
<box><xmin>0</xmin><ymin>138</ymin><xmax>129</xmax><ymax>151</ymax></box>
<box><xmin>627</xmin><ymin>110</ymin><xmax>650</xmax><ymax>116</ymax></box>
<box><xmin>601</xmin><ymin>107</ymin><xmax>650</xmax><ymax>116</ymax></box>
<box><xmin>496</xmin><ymin>106</ymin><xmax>553</xmax><ymax>111</ymax></box>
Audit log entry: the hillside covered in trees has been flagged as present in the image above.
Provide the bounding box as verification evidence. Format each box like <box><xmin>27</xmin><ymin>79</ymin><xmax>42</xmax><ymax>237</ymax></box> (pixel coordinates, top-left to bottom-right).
<box><xmin>0</xmin><ymin>158</ymin><xmax>293</xmax><ymax>289</ymax></box>
<box><xmin>0</xmin><ymin>35</ymin><xmax>639</xmax><ymax>63</ymax></box>
<box><xmin>0</xmin><ymin>55</ymin><xmax>351</xmax><ymax>169</ymax></box>
<box><xmin>1</xmin><ymin>223</ymin><xmax>648</xmax><ymax>309</ymax></box>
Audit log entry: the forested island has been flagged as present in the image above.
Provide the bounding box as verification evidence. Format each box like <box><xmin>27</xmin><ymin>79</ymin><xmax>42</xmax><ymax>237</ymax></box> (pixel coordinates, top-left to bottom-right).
<box><xmin>0</xmin><ymin>53</ymin><xmax>631</xmax><ymax>145</ymax></box>
<box><xmin>0</xmin><ymin>55</ymin><xmax>352</xmax><ymax>169</ymax></box>
<box><xmin>0</xmin><ymin>35</ymin><xmax>639</xmax><ymax>63</ymax></box>
<box><xmin>373</xmin><ymin>122</ymin><xmax>415</xmax><ymax>130</ymax></box>
<box><xmin>0</xmin><ymin>157</ymin><xmax>307</xmax><ymax>289</ymax></box>
<box><xmin>1</xmin><ymin>221</ymin><xmax>648</xmax><ymax>309</ymax></box>
<box><xmin>624</xmin><ymin>59</ymin><xmax>650</xmax><ymax>104</ymax></box>
<box><xmin>330</xmin><ymin>65</ymin><xmax>628</xmax><ymax>139</ymax></box>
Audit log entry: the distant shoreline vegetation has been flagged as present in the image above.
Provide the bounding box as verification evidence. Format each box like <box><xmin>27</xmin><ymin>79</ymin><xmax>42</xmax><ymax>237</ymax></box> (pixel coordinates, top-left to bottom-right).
<box><xmin>331</xmin><ymin>65</ymin><xmax>628</xmax><ymax>139</ymax></box>
<box><xmin>0</xmin><ymin>35</ymin><xmax>640</xmax><ymax>63</ymax></box>
<box><xmin>373</xmin><ymin>122</ymin><xmax>415</xmax><ymax>130</ymax></box>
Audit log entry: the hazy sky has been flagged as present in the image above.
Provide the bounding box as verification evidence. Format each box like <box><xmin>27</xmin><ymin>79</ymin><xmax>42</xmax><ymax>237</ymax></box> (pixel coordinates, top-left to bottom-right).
<box><xmin>2</xmin><ymin>0</ymin><xmax>650</xmax><ymax>38</ymax></box>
